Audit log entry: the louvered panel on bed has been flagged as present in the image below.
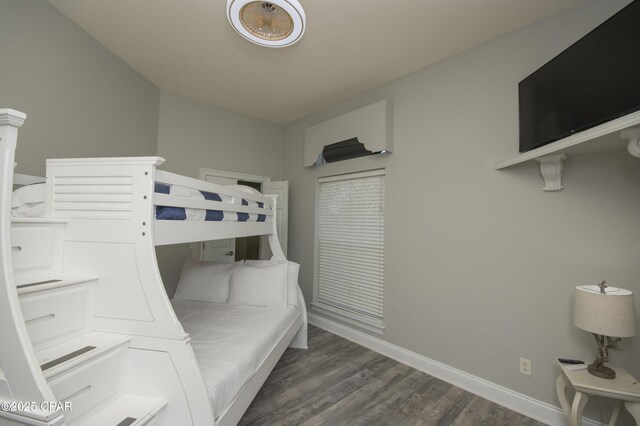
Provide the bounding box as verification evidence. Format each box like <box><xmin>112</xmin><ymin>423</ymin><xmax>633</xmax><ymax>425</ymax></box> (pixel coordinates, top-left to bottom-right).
<box><xmin>50</xmin><ymin>175</ymin><xmax>133</xmax><ymax>219</ymax></box>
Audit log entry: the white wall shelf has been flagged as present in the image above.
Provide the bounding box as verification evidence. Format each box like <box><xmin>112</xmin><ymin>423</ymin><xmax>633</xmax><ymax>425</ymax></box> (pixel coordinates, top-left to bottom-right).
<box><xmin>494</xmin><ymin>110</ymin><xmax>640</xmax><ymax>191</ymax></box>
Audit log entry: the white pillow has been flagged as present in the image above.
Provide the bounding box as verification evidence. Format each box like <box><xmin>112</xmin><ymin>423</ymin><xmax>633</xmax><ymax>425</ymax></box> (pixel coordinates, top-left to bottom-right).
<box><xmin>12</xmin><ymin>183</ymin><xmax>45</xmax><ymax>207</ymax></box>
<box><xmin>286</xmin><ymin>263</ymin><xmax>300</xmax><ymax>307</ymax></box>
<box><xmin>12</xmin><ymin>183</ymin><xmax>46</xmax><ymax>218</ymax></box>
<box><xmin>228</xmin><ymin>262</ymin><xmax>288</xmax><ymax>308</ymax></box>
<box><xmin>174</xmin><ymin>259</ymin><xmax>236</xmax><ymax>303</ymax></box>
<box><xmin>244</xmin><ymin>260</ymin><xmax>300</xmax><ymax>307</ymax></box>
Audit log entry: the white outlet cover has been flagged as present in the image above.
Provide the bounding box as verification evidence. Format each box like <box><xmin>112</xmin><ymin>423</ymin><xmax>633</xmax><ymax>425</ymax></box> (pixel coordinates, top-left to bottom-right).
<box><xmin>520</xmin><ymin>358</ymin><xmax>532</xmax><ymax>376</ymax></box>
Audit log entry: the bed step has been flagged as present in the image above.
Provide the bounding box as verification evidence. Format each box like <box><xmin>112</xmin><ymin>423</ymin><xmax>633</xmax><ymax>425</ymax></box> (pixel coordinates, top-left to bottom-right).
<box><xmin>76</xmin><ymin>394</ymin><xmax>167</xmax><ymax>426</ymax></box>
<box><xmin>16</xmin><ymin>273</ymin><xmax>99</xmax><ymax>295</ymax></box>
<box><xmin>18</xmin><ymin>274</ymin><xmax>98</xmax><ymax>352</ymax></box>
<box><xmin>11</xmin><ymin>219</ymin><xmax>67</xmax><ymax>282</ymax></box>
<box><xmin>35</xmin><ymin>332</ymin><xmax>130</xmax><ymax>380</ymax></box>
<box><xmin>37</xmin><ymin>332</ymin><xmax>132</xmax><ymax>424</ymax></box>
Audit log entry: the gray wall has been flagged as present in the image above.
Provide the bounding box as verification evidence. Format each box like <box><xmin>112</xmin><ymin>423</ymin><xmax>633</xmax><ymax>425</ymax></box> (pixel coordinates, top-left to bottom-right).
<box><xmin>283</xmin><ymin>0</ymin><xmax>639</xmax><ymax>421</ymax></box>
<box><xmin>156</xmin><ymin>92</ymin><xmax>284</xmax><ymax>178</ymax></box>
<box><xmin>156</xmin><ymin>92</ymin><xmax>284</xmax><ymax>296</ymax></box>
<box><xmin>0</xmin><ymin>0</ymin><xmax>160</xmax><ymax>176</ymax></box>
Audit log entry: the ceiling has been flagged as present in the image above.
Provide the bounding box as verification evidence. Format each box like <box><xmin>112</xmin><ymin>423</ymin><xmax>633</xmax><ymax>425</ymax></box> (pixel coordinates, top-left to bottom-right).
<box><xmin>48</xmin><ymin>0</ymin><xmax>587</xmax><ymax>125</ymax></box>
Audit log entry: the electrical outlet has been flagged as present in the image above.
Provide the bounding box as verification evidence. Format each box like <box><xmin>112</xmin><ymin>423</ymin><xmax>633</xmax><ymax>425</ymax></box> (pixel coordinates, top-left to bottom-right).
<box><xmin>520</xmin><ymin>358</ymin><xmax>532</xmax><ymax>376</ymax></box>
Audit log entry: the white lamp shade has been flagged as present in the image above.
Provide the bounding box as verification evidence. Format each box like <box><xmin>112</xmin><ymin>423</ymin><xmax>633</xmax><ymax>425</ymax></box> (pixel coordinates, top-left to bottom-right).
<box><xmin>574</xmin><ymin>285</ymin><xmax>637</xmax><ymax>337</ymax></box>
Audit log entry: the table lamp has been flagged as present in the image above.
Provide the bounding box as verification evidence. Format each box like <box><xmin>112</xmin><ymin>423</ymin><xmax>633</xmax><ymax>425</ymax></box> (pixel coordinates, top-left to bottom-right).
<box><xmin>574</xmin><ymin>282</ymin><xmax>636</xmax><ymax>379</ymax></box>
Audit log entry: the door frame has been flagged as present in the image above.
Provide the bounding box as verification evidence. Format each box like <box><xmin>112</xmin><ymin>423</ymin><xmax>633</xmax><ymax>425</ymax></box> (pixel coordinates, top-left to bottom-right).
<box><xmin>199</xmin><ymin>168</ymin><xmax>271</xmax><ymax>186</ymax></box>
<box><xmin>196</xmin><ymin>168</ymin><xmax>272</xmax><ymax>261</ymax></box>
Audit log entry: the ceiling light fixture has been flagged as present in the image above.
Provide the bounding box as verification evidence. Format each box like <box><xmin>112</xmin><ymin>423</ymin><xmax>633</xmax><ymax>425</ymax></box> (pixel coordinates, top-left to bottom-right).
<box><xmin>227</xmin><ymin>0</ymin><xmax>306</xmax><ymax>48</ymax></box>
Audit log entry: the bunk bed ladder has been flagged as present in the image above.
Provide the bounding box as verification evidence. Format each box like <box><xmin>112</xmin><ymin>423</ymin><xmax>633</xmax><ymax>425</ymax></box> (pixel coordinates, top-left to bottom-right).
<box><xmin>1</xmin><ymin>109</ymin><xmax>167</xmax><ymax>426</ymax></box>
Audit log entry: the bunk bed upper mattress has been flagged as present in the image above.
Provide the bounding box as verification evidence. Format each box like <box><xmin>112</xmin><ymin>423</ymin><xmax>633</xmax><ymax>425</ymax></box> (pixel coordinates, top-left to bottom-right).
<box><xmin>10</xmin><ymin>182</ymin><xmax>272</xmax><ymax>223</ymax></box>
<box><xmin>154</xmin><ymin>183</ymin><xmax>269</xmax><ymax>222</ymax></box>
<box><xmin>171</xmin><ymin>299</ymin><xmax>301</xmax><ymax>419</ymax></box>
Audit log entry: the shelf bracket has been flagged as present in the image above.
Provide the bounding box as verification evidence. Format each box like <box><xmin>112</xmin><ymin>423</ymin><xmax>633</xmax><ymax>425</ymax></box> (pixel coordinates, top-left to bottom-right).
<box><xmin>620</xmin><ymin>126</ymin><xmax>640</xmax><ymax>158</ymax></box>
<box><xmin>535</xmin><ymin>154</ymin><xmax>566</xmax><ymax>192</ymax></box>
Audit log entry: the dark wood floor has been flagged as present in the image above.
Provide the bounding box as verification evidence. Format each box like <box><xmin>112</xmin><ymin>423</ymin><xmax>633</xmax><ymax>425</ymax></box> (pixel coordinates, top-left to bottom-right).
<box><xmin>240</xmin><ymin>325</ymin><xmax>546</xmax><ymax>426</ymax></box>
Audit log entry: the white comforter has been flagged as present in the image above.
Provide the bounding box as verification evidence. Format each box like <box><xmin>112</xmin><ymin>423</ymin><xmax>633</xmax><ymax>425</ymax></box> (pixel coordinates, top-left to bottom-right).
<box><xmin>171</xmin><ymin>299</ymin><xmax>301</xmax><ymax>419</ymax></box>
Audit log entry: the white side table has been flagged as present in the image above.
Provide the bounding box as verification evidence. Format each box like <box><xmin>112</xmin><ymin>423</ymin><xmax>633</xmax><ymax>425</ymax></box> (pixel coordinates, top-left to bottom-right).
<box><xmin>556</xmin><ymin>360</ymin><xmax>640</xmax><ymax>426</ymax></box>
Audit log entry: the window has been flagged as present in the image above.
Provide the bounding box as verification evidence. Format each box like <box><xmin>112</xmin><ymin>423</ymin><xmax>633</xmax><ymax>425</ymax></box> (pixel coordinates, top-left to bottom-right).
<box><xmin>312</xmin><ymin>169</ymin><xmax>385</xmax><ymax>333</ymax></box>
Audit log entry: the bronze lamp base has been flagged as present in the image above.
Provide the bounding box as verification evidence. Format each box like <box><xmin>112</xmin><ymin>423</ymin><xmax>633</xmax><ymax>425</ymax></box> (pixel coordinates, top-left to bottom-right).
<box><xmin>587</xmin><ymin>363</ymin><xmax>616</xmax><ymax>379</ymax></box>
<box><xmin>585</xmin><ymin>333</ymin><xmax>622</xmax><ymax>380</ymax></box>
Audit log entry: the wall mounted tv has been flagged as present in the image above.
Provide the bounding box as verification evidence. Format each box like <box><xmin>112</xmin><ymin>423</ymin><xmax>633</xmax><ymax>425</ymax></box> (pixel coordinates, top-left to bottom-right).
<box><xmin>519</xmin><ymin>0</ymin><xmax>640</xmax><ymax>153</ymax></box>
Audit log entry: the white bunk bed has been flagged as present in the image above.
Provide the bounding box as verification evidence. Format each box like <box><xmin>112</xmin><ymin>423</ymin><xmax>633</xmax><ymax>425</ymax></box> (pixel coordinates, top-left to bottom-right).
<box><xmin>0</xmin><ymin>109</ymin><xmax>307</xmax><ymax>426</ymax></box>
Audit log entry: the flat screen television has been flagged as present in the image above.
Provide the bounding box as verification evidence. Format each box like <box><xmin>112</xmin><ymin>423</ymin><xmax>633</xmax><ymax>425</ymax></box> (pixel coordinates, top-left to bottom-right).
<box><xmin>519</xmin><ymin>0</ymin><xmax>640</xmax><ymax>153</ymax></box>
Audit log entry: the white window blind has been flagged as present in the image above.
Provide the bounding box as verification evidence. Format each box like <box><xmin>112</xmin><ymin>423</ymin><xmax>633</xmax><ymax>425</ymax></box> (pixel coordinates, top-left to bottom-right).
<box><xmin>314</xmin><ymin>170</ymin><xmax>385</xmax><ymax>330</ymax></box>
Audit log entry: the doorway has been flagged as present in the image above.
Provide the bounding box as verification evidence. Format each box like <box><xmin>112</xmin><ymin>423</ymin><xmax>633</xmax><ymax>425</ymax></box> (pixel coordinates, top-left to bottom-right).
<box><xmin>197</xmin><ymin>168</ymin><xmax>288</xmax><ymax>262</ymax></box>
<box><xmin>234</xmin><ymin>180</ymin><xmax>261</xmax><ymax>261</ymax></box>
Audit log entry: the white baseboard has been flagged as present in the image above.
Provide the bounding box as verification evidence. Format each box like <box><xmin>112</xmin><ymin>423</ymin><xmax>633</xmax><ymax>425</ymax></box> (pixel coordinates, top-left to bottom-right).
<box><xmin>308</xmin><ymin>313</ymin><xmax>602</xmax><ymax>426</ymax></box>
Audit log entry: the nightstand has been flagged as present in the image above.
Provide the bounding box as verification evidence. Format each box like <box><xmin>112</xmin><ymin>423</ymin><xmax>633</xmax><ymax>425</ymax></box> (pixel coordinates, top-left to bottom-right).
<box><xmin>556</xmin><ymin>360</ymin><xmax>640</xmax><ymax>426</ymax></box>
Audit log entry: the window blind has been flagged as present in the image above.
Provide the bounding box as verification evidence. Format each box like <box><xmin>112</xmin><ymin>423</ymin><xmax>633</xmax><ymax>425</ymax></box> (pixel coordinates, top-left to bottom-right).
<box><xmin>315</xmin><ymin>170</ymin><xmax>385</xmax><ymax>327</ymax></box>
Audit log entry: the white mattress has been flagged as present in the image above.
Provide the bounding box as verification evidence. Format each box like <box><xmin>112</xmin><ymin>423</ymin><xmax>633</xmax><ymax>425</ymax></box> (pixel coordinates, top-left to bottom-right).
<box><xmin>171</xmin><ymin>299</ymin><xmax>301</xmax><ymax>419</ymax></box>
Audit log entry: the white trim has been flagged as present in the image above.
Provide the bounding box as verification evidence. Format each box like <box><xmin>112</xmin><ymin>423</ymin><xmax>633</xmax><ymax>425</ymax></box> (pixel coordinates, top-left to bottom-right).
<box><xmin>46</xmin><ymin>157</ymin><xmax>164</xmax><ymax>167</ymax></box>
<box><xmin>318</xmin><ymin>168</ymin><xmax>385</xmax><ymax>183</ymax></box>
<box><xmin>198</xmin><ymin>167</ymin><xmax>270</xmax><ymax>184</ymax></box>
<box><xmin>308</xmin><ymin>313</ymin><xmax>603</xmax><ymax>426</ymax></box>
<box><xmin>311</xmin><ymin>302</ymin><xmax>384</xmax><ymax>335</ymax></box>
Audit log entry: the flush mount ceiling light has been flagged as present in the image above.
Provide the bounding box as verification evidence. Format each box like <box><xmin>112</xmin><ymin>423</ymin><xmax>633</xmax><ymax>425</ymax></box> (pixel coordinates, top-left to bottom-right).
<box><xmin>227</xmin><ymin>0</ymin><xmax>306</xmax><ymax>48</ymax></box>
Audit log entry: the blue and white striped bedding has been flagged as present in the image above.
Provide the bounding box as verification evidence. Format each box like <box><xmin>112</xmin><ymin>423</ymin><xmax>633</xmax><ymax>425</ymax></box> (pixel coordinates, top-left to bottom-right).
<box><xmin>154</xmin><ymin>183</ymin><xmax>268</xmax><ymax>222</ymax></box>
